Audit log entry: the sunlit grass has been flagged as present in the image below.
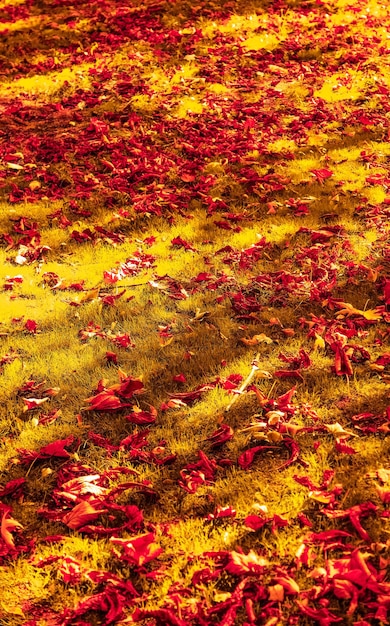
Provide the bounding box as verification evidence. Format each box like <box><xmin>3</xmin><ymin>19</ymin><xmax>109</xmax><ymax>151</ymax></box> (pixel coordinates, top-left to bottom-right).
<box><xmin>0</xmin><ymin>15</ymin><xmax>43</xmax><ymax>34</ymax></box>
<box><xmin>0</xmin><ymin>64</ymin><xmax>93</xmax><ymax>99</ymax></box>
<box><xmin>314</xmin><ymin>71</ymin><xmax>369</xmax><ymax>102</ymax></box>
<box><xmin>1</xmin><ymin>0</ymin><xmax>390</xmax><ymax>622</ymax></box>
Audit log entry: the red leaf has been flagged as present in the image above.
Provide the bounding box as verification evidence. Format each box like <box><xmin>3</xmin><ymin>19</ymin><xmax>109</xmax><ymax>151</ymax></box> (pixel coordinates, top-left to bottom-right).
<box><xmin>180</xmin><ymin>172</ymin><xmax>196</xmax><ymax>182</ymax></box>
<box><xmin>1</xmin><ymin>509</ymin><xmax>24</xmax><ymax>548</ymax></box>
<box><xmin>349</xmin><ymin>503</ymin><xmax>377</xmax><ymax>541</ymax></box>
<box><xmin>335</xmin><ymin>440</ymin><xmax>357</xmax><ymax>455</ymax></box>
<box><xmin>132</xmin><ymin>608</ymin><xmax>186</xmax><ymax>626</ymax></box>
<box><xmin>103</xmin><ymin>253</ymin><xmax>155</xmax><ymax>283</ymax></box>
<box><xmin>62</xmin><ymin>587</ymin><xmax>127</xmax><ymax>624</ymax></box>
<box><xmin>245</xmin><ymin>514</ymin><xmax>269</xmax><ymax>531</ymax></box>
<box><xmin>310</xmin><ymin>168</ymin><xmax>333</xmax><ymax>182</ymax></box>
<box><xmin>124</xmin><ymin>405</ymin><xmax>157</xmax><ymax>425</ymax></box>
<box><xmin>100</xmin><ymin>290</ymin><xmax>126</xmax><ymax>306</ymax></box>
<box><xmin>207</xmin><ymin>506</ymin><xmax>236</xmax><ymax>520</ymax></box>
<box><xmin>58</xmin><ymin>556</ymin><xmax>82</xmax><ymax>584</ymax></box>
<box><xmin>40</xmin><ymin>435</ymin><xmax>75</xmax><ymax>458</ymax></box>
<box><xmin>238</xmin><ymin>445</ymin><xmax>275</xmax><ymax>470</ymax></box>
<box><xmin>24</xmin><ymin>319</ymin><xmax>37</xmax><ymax>333</ymax></box>
<box><xmin>0</xmin><ymin>478</ymin><xmax>26</xmax><ymax>499</ymax></box>
<box><xmin>84</xmin><ymin>390</ymin><xmax>124</xmax><ymax>411</ymax></box>
<box><xmin>62</xmin><ymin>501</ymin><xmax>107</xmax><ymax>530</ymax></box>
<box><xmin>277</xmin><ymin>438</ymin><xmax>304</xmax><ymax>470</ymax></box>
<box><xmin>274</xmin><ymin>369</ymin><xmax>304</xmax><ymax>381</ymax></box>
<box><xmin>172</xmin><ymin>373</ymin><xmax>187</xmax><ymax>383</ymax></box>
<box><xmin>105</xmin><ymin>351</ymin><xmax>118</xmax><ymax>364</ymax></box>
<box><xmin>375</xmin><ymin>353</ymin><xmax>390</xmax><ymax>366</ymax></box>
<box><xmin>307</xmin><ymin>529</ymin><xmax>353</xmax><ymax>542</ymax></box>
<box><xmin>23</xmin><ymin>397</ymin><xmax>49</xmax><ymax>411</ymax></box>
<box><xmin>332</xmin><ymin>343</ymin><xmax>353</xmax><ymax>377</ymax></box>
<box><xmin>278</xmin><ymin>348</ymin><xmax>311</xmax><ymax>369</ymax></box>
<box><xmin>226</xmin><ymin>550</ymin><xmax>269</xmax><ymax>575</ymax></box>
<box><xmin>273</xmin><ymin>574</ymin><xmax>299</xmax><ymax>595</ymax></box>
<box><xmin>276</xmin><ymin>386</ymin><xmax>297</xmax><ymax>409</ymax></box>
<box><xmin>272</xmin><ymin>514</ymin><xmax>289</xmax><ymax>531</ymax></box>
<box><xmin>168</xmin><ymin>383</ymin><xmax>215</xmax><ymax>405</ymax></box>
<box><xmin>171</xmin><ymin>236</ymin><xmax>196</xmax><ymax>251</ymax></box>
<box><xmin>205</xmin><ymin>423</ymin><xmax>234</xmax><ymax>447</ymax></box>
<box><xmin>109</xmin><ymin>333</ymin><xmax>134</xmax><ymax>349</ymax></box>
<box><xmin>297</xmin><ymin>512</ymin><xmax>313</xmax><ymax>528</ymax></box>
<box><xmin>116</xmin><ymin>375</ymin><xmax>144</xmax><ymax>398</ymax></box>
<box><xmin>110</xmin><ymin>532</ymin><xmax>162</xmax><ymax>566</ymax></box>
<box><xmin>178</xmin><ymin>451</ymin><xmax>217</xmax><ymax>492</ymax></box>
<box><xmin>178</xmin><ymin>469</ymin><xmax>207</xmax><ymax>493</ymax></box>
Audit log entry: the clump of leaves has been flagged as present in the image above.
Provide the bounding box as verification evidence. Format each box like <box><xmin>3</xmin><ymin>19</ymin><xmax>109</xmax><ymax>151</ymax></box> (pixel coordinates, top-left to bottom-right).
<box><xmin>1</xmin><ymin>0</ymin><xmax>390</xmax><ymax>624</ymax></box>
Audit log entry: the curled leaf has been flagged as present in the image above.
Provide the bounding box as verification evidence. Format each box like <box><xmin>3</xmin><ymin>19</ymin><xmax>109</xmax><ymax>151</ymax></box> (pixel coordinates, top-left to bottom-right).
<box><xmin>238</xmin><ymin>445</ymin><xmax>275</xmax><ymax>470</ymax></box>
<box><xmin>62</xmin><ymin>501</ymin><xmax>107</xmax><ymax>530</ymax></box>
<box><xmin>1</xmin><ymin>509</ymin><xmax>24</xmax><ymax>548</ymax></box>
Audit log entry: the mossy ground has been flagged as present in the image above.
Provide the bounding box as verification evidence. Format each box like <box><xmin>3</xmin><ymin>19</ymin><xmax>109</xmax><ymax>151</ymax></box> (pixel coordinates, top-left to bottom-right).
<box><xmin>0</xmin><ymin>0</ymin><xmax>390</xmax><ymax>624</ymax></box>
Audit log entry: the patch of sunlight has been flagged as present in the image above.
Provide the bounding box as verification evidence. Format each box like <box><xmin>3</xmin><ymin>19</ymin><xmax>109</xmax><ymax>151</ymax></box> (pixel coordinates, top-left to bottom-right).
<box><xmin>365</xmin><ymin>95</ymin><xmax>383</xmax><ymax>109</ymax></box>
<box><xmin>0</xmin><ymin>0</ymin><xmax>25</xmax><ymax>7</ymax></box>
<box><xmin>370</xmin><ymin>142</ymin><xmax>390</xmax><ymax>156</ymax></box>
<box><xmin>243</xmin><ymin>32</ymin><xmax>280</xmax><ymax>51</ymax></box>
<box><xmin>198</xmin><ymin>19</ymin><xmax>218</xmax><ymax>38</ymax></box>
<box><xmin>0</xmin><ymin>566</ymin><xmax>52</xmax><ymax>617</ymax></box>
<box><xmin>245</xmin><ymin>149</ymin><xmax>261</xmax><ymax>160</ymax></box>
<box><xmin>267</xmin><ymin>221</ymin><xmax>298</xmax><ymax>244</ymax></box>
<box><xmin>331</xmin><ymin>161</ymin><xmax>368</xmax><ymax>185</ymax></box>
<box><xmin>241</xmin><ymin>89</ymin><xmax>267</xmax><ymax>104</ymax></box>
<box><xmin>177</xmin><ymin>96</ymin><xmax>203</xmax><ymax>118</ymax></box>
<box><xmin>108</xmin><ymin>44</ymin><xmax>163</xmax><ymax>85</ymax></box>
<box><xmin>144</xmin><ymin>67</ymin><xmax>172</xmax><ymax>93</ymax></box>
<box><xmin>207</xmin><ymin>83</ymin><xmax>230</xmax><ymax>94</ymax></box>
<box><xmin>364</xmin><ymin>0</ymin><xmax>389</xmax><ymax>18</ymax></box>
<box><xmin>274</xmin><ymin>80</ymin><xmax>310</xmax><ymax>101</ymax></box>
<box><xmin>341</xmin><ymin>183</ymin><xmax>362</xmax><ymax>192</ymax></box>
<box><xmin>281</xmin><ymin>115</ymin><xmax>298</xmax><ymax>127</ymax></box>
<box><xmin>307</xmin><ymin>133</ymin><xmax>330</xmax><ymax>147</ymax></box>
<box><xmin>218</xmin><ymin>13</ymin><xmax>261</xmax><ymax>33</ymax></box>
<box><xmin>314</xmin><ymin>71</ymin><xmax>367</xmax><ymax>102</ymax></box>
<box><xmin>267</xmin><ymin>138</ymin><xmax>297</xmax><ymax>153</ymax></box>
<box><xmin>0</xmin><ymin>15</ymin><xmax>43</xmax><ymax>32</ymax></box>
<box><xmin>224</xmin><ymin>229</ymin><xmax>267</xmax><ymax>252</ymax></box>
<box><xmin>130</xmin><ymin>94</ymin><xmax>160</xmax><ymax>112</ymax></box>
<box><xmin>171</xmin><ymin>63</ymin><xmax>199</xmax><ymax>84</ymax></box>
<box><xmin>0</xmin><ymin>293</ymin><xmax>68</xmax><ymax>326</ymax></box>
<box><xmin>349</xmin><ymin>233</ymin><xmax>376</xmax><ymax>263</ymax></box>
<box><xmin>365</xmin><ymin>186</ymin><xmax>387</xmax><ymax>204</ymax></box>
<box><xmin>362</xmin><ymin>26</ymin><xmax>390</xmax><ymax>47</ymax></box>
<box><xmin>28</xmin><ymin>52</ymin><xmax>64</xmax><ymax>68</ymax></box>
<box><xmin>109</xmin><ymin>42</ymin><xmax>153</xmax><ymax>68</ymax></box>
<box><xmin>203</xmin><ymin>160</ymin><xmax>226</xmax><ymax>174</ymax></box>
<box><xmin>328</xmin><ymin>10</ymin><xmax>357</xmax><ymax>25</ymax></box>
<box><xmin>278</xmin><ymin>12</ymin><xmax>295</xmax><ymax>40</ymax></box>
<box><xmin>0</xmin><ymin>201</ymin><xmax>51</xmax><ymax>224</ymax></box>
<box><xmin>70</xmin><ymin>18</ymin><xmax>91</xmax><ymax>31</ymax></box>
<box><xmin>328</xmin><ymin>146</ymin><xmax>363</xmax><ymax>161</ymax></box>
<box><xmin>375</xmin><ymin>67</ymin><xmax>390</xmax><ymax>87</ymax></box>
<box><xmin>280</xmin><ymin>157</ymin><xmax>319</xmax><ymax>184</ymax></box>
<box><xmin>365</xmin><ymin>230</ymin><xmax>378</xmax><ymax>243</ymax></box>
<box><xmin>0</xmin><ymin>64</ymin><xmax>93</xmax><ymax>99</ymax></box>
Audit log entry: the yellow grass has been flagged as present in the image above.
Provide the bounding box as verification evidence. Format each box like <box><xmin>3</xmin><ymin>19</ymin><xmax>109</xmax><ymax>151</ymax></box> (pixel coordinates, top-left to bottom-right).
<box><xmin>0</xmin><ymin>0</ymin><xmax>390</xmax><ymax>623</ymax></box>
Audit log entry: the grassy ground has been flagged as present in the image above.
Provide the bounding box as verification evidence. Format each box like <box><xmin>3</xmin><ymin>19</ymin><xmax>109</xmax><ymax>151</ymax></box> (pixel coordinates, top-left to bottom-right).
<box><xmin>0</xmin><ymin>0</ymin><xmax>390</xmax><ymax>624</ymax></box>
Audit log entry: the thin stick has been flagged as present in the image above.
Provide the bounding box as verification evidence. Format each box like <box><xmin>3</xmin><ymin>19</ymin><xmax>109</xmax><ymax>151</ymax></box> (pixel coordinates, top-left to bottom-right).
<box><xmin>91</xmin><ymin>281</ymin><xmax>150</xmax><ymax>290</ymax></box>
<box><xmin>225</xmin><ymin>353</ymin><xmax>260</xmax><ymax>413</ymax></box>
